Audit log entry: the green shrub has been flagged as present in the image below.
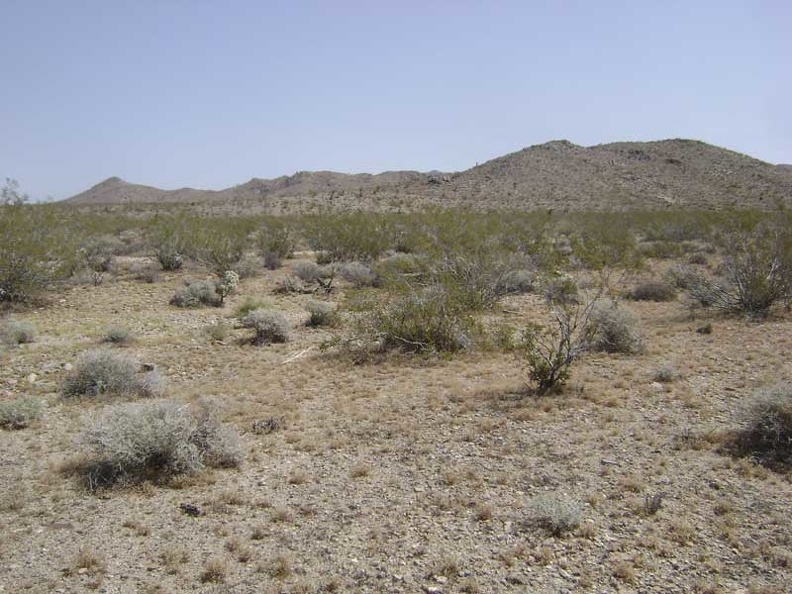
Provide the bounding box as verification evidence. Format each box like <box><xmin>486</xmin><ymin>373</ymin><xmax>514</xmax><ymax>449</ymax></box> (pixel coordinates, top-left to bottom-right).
<box><xmin>305</xmin><ymin>300</ymin><xmax>340</xmax><ymax>327</ymax></box>
<box><xmin>233</xmin><ymin>297</ymin><xmax>273</xmax><ymax>319</ymax></box>
<box><xmin>62</xmin><ymin>350</ymin><xmax>162</xmax><ymax>399</ymax></box>
<box><xmin>371</xmin><ymin>288</ymin><xmax>476</xmax><ymax>354</ymax></box>
<box><xmin>300</xmin><ymin>212</ymin><xmax>393</xmax><ymax>262</ymax></box>
<box><xmin>0</xmin><ymin>396</ymin><xmax>42</xmax><ymax>430</ymax></box>
<box><xmin>292</xmin><ymin>260</ymin><xmax>334</xmax><ymax>283</ymax></box>
<box><xmin>0</xmin><ymin>318</ymin><xmax>35</xmax><ymax>345</ymax></box>
<box><xmin>204</xmin><ymin>319</ymin><xmax>233</xmax><ymax>342</ymax></box>
<box><xmin>543</xmin><ymin>274</ymin><xmax>579</xmax><ymax>304</ymax></box>
<box><xmin>170</xmin><ymin>279</ymin><xmax>222</xmax><ymax>308</ymax></box>
<box><xmin>734</xmin><ymin>383</ymin><xmax>792</xmax><ymax>469</ymax></box>
<box><xmin>256</xmin><ymin>219</ymin><xmax>297</xmax><ymax>260</ymax></box>
<box><xmin>241</xmin><ymin>309</ymin><xmax>290</xmax><ymax>345</ymax></box>
<box><xmin>626</xmin><ymin>281</ymin><xmax>676</xmax><ymax>302</ymax></box>
<box><xmin>688</xmin><ymin>220</ymin><xmax>792</xmax><ymax>318</ymax></box>
<box><xmin>1</xmin><ymin>196</ymin><xmax>79</xmax><ymax>302</ymax></box>
<box><xmin>80</xmin><ymin>398</ymin><xmax>241</xmax><ymax>488</ymax></box>
<box><xmin>522</xmin><ymin>300</ymin><xmax>597</xmax><ymax>394</ymax></box>
<box><xmin>589</xmin><ymin>300</ymin><xmax>644</xmax><ymax>354</ymax></box>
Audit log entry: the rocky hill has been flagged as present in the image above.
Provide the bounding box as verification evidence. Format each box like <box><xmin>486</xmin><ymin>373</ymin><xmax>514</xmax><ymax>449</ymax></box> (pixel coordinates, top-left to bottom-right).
<box><xmin>65</xmin><ymin>139</ymin><xmax>792</xmax><ymax>212</ymax></box>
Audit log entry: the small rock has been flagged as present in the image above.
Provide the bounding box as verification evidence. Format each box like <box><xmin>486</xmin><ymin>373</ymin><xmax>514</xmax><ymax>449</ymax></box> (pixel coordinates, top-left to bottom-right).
<box><xmin>650</xmin><ymin>382</ymin><xmax>664</xmax><ymax>392</ymax></box>
<box><xmin>77</xmin><ymin>568</ymin><xmax>88</xmax><ymax>575</ymax></box>
<box><xmin>27</xmin><ymin>373</ymin><xmax>37</xmax><ymax>383</ymax></box>
<box><xmin>63</xmin><ymin>363</ymin><xmax>73</xmax><ymax>371</ymax></box>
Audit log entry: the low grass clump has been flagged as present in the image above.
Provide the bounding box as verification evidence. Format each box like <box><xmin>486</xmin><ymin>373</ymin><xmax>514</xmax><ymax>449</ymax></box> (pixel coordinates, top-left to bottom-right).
<box><xmin>79</xmin><ymin>398</ymin><xmax>241</xmax><ymax>489</ymax></box>
<box><xmin>101</xmin><ymin>325</ymin><xmax>131</xmax><ymax>345</ymax></box>
<box><xmin>0</xmin><ymin>396</ymin><xmax>42</xmax><ymax>430</ymax></box>
<box><xmin>62</xmin><ymin>349</ymin><xmax>165</xmax><ymax>399</ymax></box>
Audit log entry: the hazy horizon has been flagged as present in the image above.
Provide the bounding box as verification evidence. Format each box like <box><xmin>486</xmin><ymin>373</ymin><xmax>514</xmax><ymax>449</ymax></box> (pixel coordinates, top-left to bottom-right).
<box><xmin>2</xmin><ymin>1</ymin><xmax>790</xmax><ymax>201</ymax></box>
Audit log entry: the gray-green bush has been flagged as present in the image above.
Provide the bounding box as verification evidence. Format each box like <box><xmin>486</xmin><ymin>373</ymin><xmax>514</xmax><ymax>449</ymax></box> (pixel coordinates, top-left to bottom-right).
<box><xmin>589</xmin><ymin>300</ymin><xmax>644</xmax><ymax>354</ymax></box>
<box><xmin>62</xmin><ymin>350</ymin><xmax>162</xmax><ymax>399</ymax></box>
<box><xmin>0</xmin><ymin>318</ymin><xmax>35</xmax><ymax>345</ymax></box>
<box><xmin>734</xmin><ymin>383</ymin><xmax>792</xmax><ymax>469</ymax></box>
<box><xmin>0</xmin><ymin>396</ymin><xmax>42</xmax><ymax>430</ymax></box>
<box><xmin>527</xmin><ymin>494</ymin><xmax>583</xmax><ymax>536</ymax></box>
<box><xmin>305</xmin><ymin>300</ymin><xmax>340</xmax><ymax>327</ymax></box>
<box><xmin>170</xmin><ymin>279</ymin><xmax>222</xmax><ymax>308</ymax></box>
<box><xmin>241</xmin><ymin>309</ymin><xmax>290</xmax><ymax>345</ymax></box>
<box><xmin>80</xmin><ymin>398</ymin><xmax>241</xmax><ymax>488</ymax></box>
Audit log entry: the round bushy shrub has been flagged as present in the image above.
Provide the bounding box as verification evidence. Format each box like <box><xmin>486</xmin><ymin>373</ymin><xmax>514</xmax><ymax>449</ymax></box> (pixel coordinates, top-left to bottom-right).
<box><xmin>62</xmin><ymin>350</ymin><xmax>142</xmax><ymax>398</ymax></box>
<box><xmin>736</xmin><ymin>383</ymin><xmax>792</xmax><ymax>468</ymax></box>
<box><xmin>305</xmin><ymin>300</ymin><xmax>340</xmax><ymax>327</ymax></box>
<box><xmin>339</xmin><ymin>261</ymin><xmax>380</xmax><ymax>288</ymax></box>
<box><xmin>241</xmin><ymin>309</ymin><xmax>290</xmax><ymax>345</ymax></box>
<box><xmin>0</xmin><ymin>396</ymin><xmax>42</xmax><ymax>430</ymax></box>
<box><xmin>0</xmin><ymin>318</ymin><xmax>35</xmax><ymax>345</ymax></box>
<box><xmin>170</xmin><ymin>279</ymin><xmax>222</xmax><ymax>308</ymax></box>
<box><xmin>589</xmin><ymin>300</ymin><xmax>644</xmax><ymax>354</ymax></box>
<box><xmin>80</xmin><ymin>398</ymin><xmax>241</xmax><ymax>487</ymax></box>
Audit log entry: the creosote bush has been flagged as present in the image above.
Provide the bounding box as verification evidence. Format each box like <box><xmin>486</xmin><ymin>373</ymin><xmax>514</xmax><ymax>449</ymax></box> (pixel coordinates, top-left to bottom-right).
<box><xmin>79</xmin><ymin>398</ymin><xmax>241</xmax><ymax>488</ymax></box>
<box><xmin>0</xmin><ymin>396</ymin><xmax>42</xmax><ymax>430</ymax></box>
<box><xmin>733</xmin><ymin>383</ymin><xmax>792</xmax><ymax>469</ymax></box>
<box><xmin>241</xmin><ymin>309</ymin><xmax>290</xmax><ymax>345</ymax></box>
<box><xmin>522</xmin><ymin>299</ymin><xmax>597</xmax><ymax>394</ymax></box>
<box><xmin>372</xmin><ymin>288</ymin><xmax>476</xmax><ymax>354</ymax></box>
<box><xmin>62</xmin><ymin>350</ymin><xmax>162</xmax><ymax>399</ymax></box>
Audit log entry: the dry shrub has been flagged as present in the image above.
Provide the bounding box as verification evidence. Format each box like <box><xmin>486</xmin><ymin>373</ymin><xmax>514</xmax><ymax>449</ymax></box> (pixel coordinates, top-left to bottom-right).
<box><xmin>169</xmin><ymin>279</ymin><xmax>222</xmax><ymax>308</ymax></box>
<box><xmin>0</xmin><ymin>396</ymin><xmax>42</xmax><ymax>430</ymax></box>
<box><xmin>626</xmin><ymin>281</ymin><xmax>676</xmax><ymax>302</ymax></box>
<box><xmin>240</xmin><ymin>309</ymin><xmax>290</xmax><ymax>345</ymax></box>
<box><xmin>732</xmin><ymin>383</ymin><xmax>792</xmax><ymax>470</ymax></box>
<box><xmin>79</xmin><ymin>398</ymin><xmax>241</xmax><ymax>488</ymax></box>
<box><xmin>527</xmin><ymin>494</ymin><xmax>583</xmax><ymax>536</ymax></box>
<box><xmin>589</xmin><ymin>300</ymin><xmax>644</xmax><ymax>354</ymax></box>
<box><xmin>62</xmin><ymin>350</ymin><xmax>146</xmax><ymax>399</ymax></box>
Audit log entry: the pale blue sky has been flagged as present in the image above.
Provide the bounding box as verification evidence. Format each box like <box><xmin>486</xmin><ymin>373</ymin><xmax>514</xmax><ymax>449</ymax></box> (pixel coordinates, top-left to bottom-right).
<box><xmin>1</xmin><ymin>0</ymin><xmax>789</xmax><ymax>200</ymax></box>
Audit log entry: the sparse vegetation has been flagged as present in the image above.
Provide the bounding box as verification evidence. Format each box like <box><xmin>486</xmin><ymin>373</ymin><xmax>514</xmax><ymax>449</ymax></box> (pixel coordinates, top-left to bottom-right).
<box><xmin>170</xmin><ymin>279</ymin><xmax>223</xmax><ymax>308</ymax></box>
<box><xmin>305</xmin><ymin>300</ymin><xmax>340</xmax><ymax>327</ymax></box>
<box><xmin>101</xmin><ymin>325</ymin><xmax>130</xmax><ymax>344</ymax></box>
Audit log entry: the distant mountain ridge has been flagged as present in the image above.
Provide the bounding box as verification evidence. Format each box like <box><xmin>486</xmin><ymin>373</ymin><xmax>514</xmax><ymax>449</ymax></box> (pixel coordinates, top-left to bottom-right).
<box><xmin>65</xmin><ymin>139</ymin><xmax>792</xmax><ymax>212</ymax></box>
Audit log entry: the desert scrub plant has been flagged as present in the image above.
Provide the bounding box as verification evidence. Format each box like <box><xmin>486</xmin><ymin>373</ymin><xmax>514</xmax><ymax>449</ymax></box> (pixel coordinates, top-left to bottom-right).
<box><xmin>732</xmin><ymin>383</ymin><xmax>792</xmax><ymax>469</ymax></box>
<box><xmin>241</xmin><ymin>309</ymin><xmax>290</xmax><ymax>345</ymax></box>
<box><xmin>522</xmin><ymin>299</ymin><xmax>598</xmax><ymax>394</ymax></box>
<box><xmin>292</xmin><ymin>260</ymin><xmax>334</xmax><ymax>284</ymax></box>
<box><xmin>61</xmin><ymin>349</ymin><xmax>163</xmax><ymax>399</ymax></box>
<box><xmin>169</xmin><ymin>279</ymin><xmax>222</xmax><ymax>308</ymax></box>
<box><xmin>688</xmin><ymin>219</ymin><xmax>792</xmax><ymax>318</ymax></box>
<box><xmin>626</xmin><ymin>281</ymin><xmax>676</xmax><ymax>302</ymax></box>
<box><xmin>256</xmin><ymin>218</ymin><xmax>297</xmax><ymax>262</ymax></box>
<box><xmin>101</xmin><ymin>325</ymin><xmax>131</xmax><ymax>345</ymax></box>
<box><xmin>527</xmin><ymin>494</ymin><xmax>583</xmax><ymax>536</ymax></box>
<box><xmin>0</xmin><ymin>396</ymin><xmax>42</xmax><ymax>429</ymax></box>
<box><xmin>0</xmin><ymin>318</ymin><xmax>35</xmax><ymax>345</ymax></box>
<box><xmin>338</xmin><ymin>261</ymin><xmax>380</xmax><ymax>288</ymax></box>
<box><xmin>300</xmin><ymin>212</ymin><xmax>393</xmax><ymax>262</ymax></box>
<box><xmin>305</xmin><ymin>300</ymin><xmax>340</xmax><ymax>327</ymax></box>
<box><xmin>369</xmin><ymin>287</ymin><xmax>478</xmax><ymax>354</ymax></box>
<box><xmin>589</xmin><ymin>300</ymin><xmax>644</xmax><ymax>354</ymax></box>
<box><xmin>1</xmin><ymin>183</ymin><xmax>80</xmax><ymax>303</ymax></box>
<box><xmin>79</xmin><ymin>398</ymin><xmax>241</xmax><ymax>488</ymax></box>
